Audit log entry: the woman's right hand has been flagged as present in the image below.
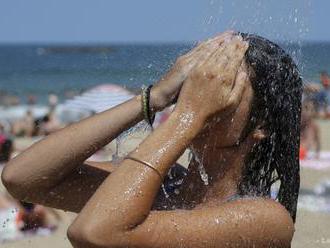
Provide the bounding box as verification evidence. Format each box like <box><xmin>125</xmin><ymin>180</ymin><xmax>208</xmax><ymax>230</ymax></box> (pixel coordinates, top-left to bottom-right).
<box><xmin>151</xmin><ymin>31</ymin><xmax>235</xmax><ymax>111</ymax></box>
<box><xmin>175</xmin><ymin>35</ymin><xmax>249</xmax><ymax>122</ymax></box>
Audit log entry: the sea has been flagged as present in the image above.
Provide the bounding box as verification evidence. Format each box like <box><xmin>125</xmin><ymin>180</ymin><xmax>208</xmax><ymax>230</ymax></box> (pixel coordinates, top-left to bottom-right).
<box><xmin>0</xmin><ymin>42</ymin><xmax>329</xmax><ymax>104</ymax></box>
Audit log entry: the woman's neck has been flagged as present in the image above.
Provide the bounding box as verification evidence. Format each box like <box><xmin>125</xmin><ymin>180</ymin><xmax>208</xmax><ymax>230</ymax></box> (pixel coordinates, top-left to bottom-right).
<box><xmin>180</xmin><ymin>142</ymin><xmax>250</xmax><ymax>208</ymax></box>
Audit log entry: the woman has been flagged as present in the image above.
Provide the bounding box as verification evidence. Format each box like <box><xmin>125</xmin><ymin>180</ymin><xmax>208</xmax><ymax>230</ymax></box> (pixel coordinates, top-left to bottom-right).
<box><xmin>1</xmin><ymin>32</ymin><xmax>302</xmax><ymax>247</ymax></box>
<box><xmin>300</xmin><ymin>99</ymin><xmax>320</xmax><ymax>159</ymax></box>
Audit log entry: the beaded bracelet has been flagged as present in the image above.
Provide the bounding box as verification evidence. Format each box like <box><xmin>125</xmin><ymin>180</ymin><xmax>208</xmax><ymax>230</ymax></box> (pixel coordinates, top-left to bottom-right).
<box><xmin>141</xmin><ymin>85</ymin><xmax>155</xmax><ymax>129</ymax></box>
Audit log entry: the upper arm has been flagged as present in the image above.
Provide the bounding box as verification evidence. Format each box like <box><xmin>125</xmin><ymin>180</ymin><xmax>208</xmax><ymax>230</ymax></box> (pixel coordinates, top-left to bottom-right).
<box><xmin>124</xmin><ymin>199</ymin><xmax>294</xmax><ymax>248</ymax></box>
<box><xmin>20</xmin><ymin>161</ymin><xmax>114</xmax><ymax>213</ymax></box>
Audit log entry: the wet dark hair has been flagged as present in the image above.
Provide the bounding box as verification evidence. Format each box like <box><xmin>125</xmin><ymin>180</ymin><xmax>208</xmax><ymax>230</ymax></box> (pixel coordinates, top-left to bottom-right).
<box><xmin>238</xmin><ymin>34</ymin><xmax>302</xmax><ymax>222</ymax></box>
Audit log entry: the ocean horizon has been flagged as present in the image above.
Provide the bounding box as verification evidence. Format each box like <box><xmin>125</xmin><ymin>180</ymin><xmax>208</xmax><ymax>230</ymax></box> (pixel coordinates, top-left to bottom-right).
<box><xmin>0</xmin><ymin>41</ymin><xmax>329</xmax><ymax>104</ymax></box>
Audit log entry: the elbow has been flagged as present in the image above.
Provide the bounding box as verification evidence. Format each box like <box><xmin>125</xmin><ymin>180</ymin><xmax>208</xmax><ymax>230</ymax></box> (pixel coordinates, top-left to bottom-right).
<box><xmin>1</xmin><ymin>162</ymin><xmax>30</xmax><ymax>201</ymax></box>
<box><xmin>1</xmin><ymin>164</ymin><xmax>19</xmax><ymax>194</ymax></box>
<box><xmin>67</xmin><ymin>220</ymin><xmax>127</xmax><ymax>248</ymax></box>
<box><xmin>67</xmin><ymin>224</ymin><xmax>94</xmax><ymax>248</ymax></box>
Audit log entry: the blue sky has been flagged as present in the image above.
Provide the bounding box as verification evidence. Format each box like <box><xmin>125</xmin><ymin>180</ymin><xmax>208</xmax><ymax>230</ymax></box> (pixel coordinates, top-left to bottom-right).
<box><xmin>0</xmin><ymin>0</ymin><xmax>328</xmax><ymax>43</ymax></box>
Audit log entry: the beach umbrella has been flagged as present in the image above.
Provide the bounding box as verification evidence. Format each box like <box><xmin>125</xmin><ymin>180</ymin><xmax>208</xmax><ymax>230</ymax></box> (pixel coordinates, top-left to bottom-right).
<box><xmin>61</xmin><ymin>84</ymin><xmax>136</xmax><ymax>158</ymax></box>
<box><xmin>60</xmin><ymin>83</ymin><xmax>172</xmax><ymax>159</ymax></box>
<box><xmin>62</xmin><ymin>84</ymin><xmax>135</xmax><ymax>114</ymax></box>
<box><xmin>60</xmin><ymin>83</ymin><xmax>172</xmax><ymax>126</ymax></box>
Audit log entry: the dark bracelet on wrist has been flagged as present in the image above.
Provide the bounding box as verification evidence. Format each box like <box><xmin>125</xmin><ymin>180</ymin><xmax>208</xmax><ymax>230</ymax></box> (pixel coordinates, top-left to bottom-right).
<box><xmin>141</xmin><ymin>85</ymin><xmax>155</xmax><ymax>129</ymax></box>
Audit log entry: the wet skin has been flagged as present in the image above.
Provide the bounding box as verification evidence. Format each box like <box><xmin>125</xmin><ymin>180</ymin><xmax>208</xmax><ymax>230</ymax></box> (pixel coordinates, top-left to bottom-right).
<box><xmin>2</xmin><ymin>32</ymin><xmax>294</xmax><ymax>247</ymax></box>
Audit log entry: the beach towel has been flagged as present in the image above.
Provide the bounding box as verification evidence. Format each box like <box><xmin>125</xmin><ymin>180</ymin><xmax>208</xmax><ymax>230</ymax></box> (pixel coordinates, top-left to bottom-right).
<box><xmin>0</xmin><ymin>207</ymin><xmax>22</xmax><ymax>243</ymax></box>
<box><xmin>300</xmin><ymin>151</ymin><xmax>330</xmax><ymax>170</ymax></box>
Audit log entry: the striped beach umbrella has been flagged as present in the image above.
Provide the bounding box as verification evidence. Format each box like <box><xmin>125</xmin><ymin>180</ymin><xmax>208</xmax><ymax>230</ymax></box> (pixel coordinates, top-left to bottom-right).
<box><xmin>62</xmin><ymin>84</ymin><xmax>135</xmax><ymax>114</ymax></box>
<box><xmin>60</xmin><ymin>83</ymin><xmax>171</xmax><ymax>127</ymax></box>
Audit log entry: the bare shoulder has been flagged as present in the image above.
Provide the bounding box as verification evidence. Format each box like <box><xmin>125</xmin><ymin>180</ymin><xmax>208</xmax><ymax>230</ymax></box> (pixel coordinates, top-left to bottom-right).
<box><xmin>124</xmin><ymin>197</ymin><xmax>294</xmax><ymax>248</ymax></box>
<box><xmin>226</xmin><ymin>197</ymin><xmax>295</xmax><ymax>245</ymax></box>
<box><xmin>248</xmin><ymin>197</ymin><xmax>293</xmax><ymax>224</ymax></box>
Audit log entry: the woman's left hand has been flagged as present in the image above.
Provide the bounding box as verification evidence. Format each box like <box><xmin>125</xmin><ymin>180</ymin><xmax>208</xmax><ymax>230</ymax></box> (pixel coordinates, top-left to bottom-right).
<box><xmin>151</xmin><ymin>31</ymin><xmax>235</xmax><ymax>111</ymax></box>
<box><xmin>175</xmin><ymin>35</ymin><xmax>249</xmax><ymax>122</ymax></box>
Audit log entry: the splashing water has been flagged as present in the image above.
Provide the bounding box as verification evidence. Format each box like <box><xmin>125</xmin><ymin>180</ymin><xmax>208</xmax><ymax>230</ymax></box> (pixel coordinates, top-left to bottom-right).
<box><xmin>202</xmin><ymin>0</ymin><xmax>311</xmax><ymax>75</ymax></box>
<box><xmin>192</xmin><ymin>151</ymin><xmax>209</xmax><ymax>186</ymax></box>
<box><xmin>112</xmin><ymin>120</ymin><xmax>151</xmax><ymax>161</ymax></box>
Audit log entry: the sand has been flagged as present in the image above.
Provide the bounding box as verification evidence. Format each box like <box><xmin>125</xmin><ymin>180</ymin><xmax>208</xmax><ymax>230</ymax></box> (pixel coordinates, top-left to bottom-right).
<box><xmin>288</xmin><ymin>120</ymin><xmax>330</xmax><ymax>247</ymax></box>
<box><xmin>1</xmin><ymin>120</ymin><xmax>330</xmax><ymax>247</ymax></box>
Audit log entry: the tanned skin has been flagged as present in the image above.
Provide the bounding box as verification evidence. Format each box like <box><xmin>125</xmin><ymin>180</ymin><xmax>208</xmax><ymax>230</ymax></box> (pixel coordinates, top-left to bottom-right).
<box><xmin>2</xmin><ymin>32</ymin><xmax>294</xmax><ymax>248</ymax></box>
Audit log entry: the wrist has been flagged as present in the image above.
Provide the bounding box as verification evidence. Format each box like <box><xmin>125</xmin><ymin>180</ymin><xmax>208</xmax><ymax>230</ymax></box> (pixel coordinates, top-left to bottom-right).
<box><xmin>174</xmin><ymin>103</ymin><xmax>208</xmax><ymax>125</ymax></box>
<box><xmin>150</xmin><ymin>86</ymin><xmax>167</xmax><ymax>112</ymax></box>
<box><xmin>171</xmin><ymin>108</ymin><xmax>206</xmax><ymax>139</ymax></box>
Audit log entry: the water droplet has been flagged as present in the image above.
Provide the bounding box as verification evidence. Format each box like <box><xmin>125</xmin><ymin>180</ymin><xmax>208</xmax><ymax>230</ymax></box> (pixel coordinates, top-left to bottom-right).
<box><xmin>194</xmin><ymin>153</ymin><xmax>209</xmax><ymax>185</ymax></box>
<box><xmin>162</xmin><ymin>184</ymin><xmax>170</xmax><ymax>198</ymax></box>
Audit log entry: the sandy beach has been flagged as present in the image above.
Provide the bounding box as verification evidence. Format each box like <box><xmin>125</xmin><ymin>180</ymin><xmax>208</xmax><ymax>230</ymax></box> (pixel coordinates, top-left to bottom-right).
<box><xmin>1</xmin><ymin>120</ymin><xmax>330</xmax><ymax>247</ymax></box>
<box><xmin>1</xmin><ymin>0</ymin><xmax>330</xmax><ymax>246</ymax></box>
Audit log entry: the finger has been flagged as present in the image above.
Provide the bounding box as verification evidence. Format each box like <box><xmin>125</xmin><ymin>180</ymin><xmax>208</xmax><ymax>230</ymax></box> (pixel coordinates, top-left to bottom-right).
<box><xmin>185</xmin><ymin>37</ymin><xmax>217</xmax><ymax>56</ymax></box>
<box><xmin>199</xmin><ymin>32</ymin><xmax>234</xmax><ymax>55</ymax></box>
<box><xmin>208</xmin><ymin>31</ymin><xmax>234</xmax><ymax>44</ymax></box>
<box><xmin>205</xmin><ymin>37</ymin><xmax>247</xmax><ymax>85</ymax></box>
<box><xmin>187</xmin><ymin>30</ymin><xmax>235</xmax><ymax>57</ymax></box>
<box><xmin>194</xmin><ymin>36</ymin><xmax>231</xmax><ymax>66</ymax></box>
<box><xmin>187</xmin><ymin>31</ymin><xmax>234</xmax><ymax>59</ymax></box>
<box><xmin>208</xmin><ymin>30</ymin><xmax>235</xmax><ymax>45</ymax></box>
<box><xmin>191</xmin><ymin>45</ymin><xmax>228</xmax><ymax>79</ymax></box>
<box><xmin>212</xmin><ymin>36</ymin><xmax>243</xmax><ymax>65</ymax></box>
<box><xmin>183</xmin><ymin>39</ymin><xmax>216</xmax><ymax>60</ymax></box>
<box><xmin>199</xmin><ymin>38</ymin><xmax>233</xmax><ymax>71</ymax></box>
<box><xmin>201</xmin><ymin>32</ymin><xmax>234</xmax><ymax>51</ymax></box>
<box><xmin>182</xmin><ymin>34</ymin><xmax>232</xmax><ymax>73</ymax></box>
<box><xmin>183</xmin><ymin>32</ymin><xmax>236</xmax><ymax>76</ymax></box>
<box><xmin>226</xmin><ymin>35</ymin><xmax>247</xmax><ymax>56</ymax></box>
<box><xmin>220</xmin><ymin>36</ymin><xmax>249</xmax><ymax>74</ymax></box>
<box><xmin>228</xmin><ymin>69</ymin><xmax>248</xmax><ymax>106</ymax></box>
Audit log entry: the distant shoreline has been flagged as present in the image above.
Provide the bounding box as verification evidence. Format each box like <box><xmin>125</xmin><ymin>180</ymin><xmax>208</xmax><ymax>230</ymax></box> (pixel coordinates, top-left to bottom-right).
<box><xmin>0</xmin><ymin>43</ymin><xmax>328</xmax><ymax>105</ymax></box>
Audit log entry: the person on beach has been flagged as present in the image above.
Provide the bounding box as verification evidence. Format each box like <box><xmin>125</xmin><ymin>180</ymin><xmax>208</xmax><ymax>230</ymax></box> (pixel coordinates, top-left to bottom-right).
<box><xmin>2</xmin><ymin>32</ymin><xmax>302</xmax><ymax>247</ymax></box>
<box><xmin>12</xmin><ymin>110</ymin><xmax>35</xmax><ymax>137</ymax></box>
<box><xmin>316</xmin><ymin>71</ymin><xmax>330</xmax><ymax>117</ymax></box>
<box><xmin>305</xmin><ymin>71</ymin><xmax>330</xmax><ymax>118</ymax></box>
<box><xmin>38</xmin><ymin>111</ymin><xmax>61</xmax><ymax>136</ymax></box>
<box><xmin>300</xmin><ymin>99</ymin><xmax>320</xmax><ymax>159</ymax></box>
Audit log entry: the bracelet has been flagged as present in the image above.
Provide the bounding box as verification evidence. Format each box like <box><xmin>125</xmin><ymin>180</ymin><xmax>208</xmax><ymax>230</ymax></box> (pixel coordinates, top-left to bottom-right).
<box><xmin>141</xmin><ymin>85</ymin><xmax>155</xmax><ymax>129</ymax></box>
<box><xmin>125</xmin><ymin>155</ymin><xmax>163</xmax><ymax>182</ymax></box>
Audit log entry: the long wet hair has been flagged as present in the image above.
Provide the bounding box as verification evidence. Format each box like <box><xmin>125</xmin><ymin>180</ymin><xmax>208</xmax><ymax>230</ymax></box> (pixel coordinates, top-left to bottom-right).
<box><xmin>238</xmin><ymin>34</ymin><xmax>302</xmax><ymax>222</ymax></box>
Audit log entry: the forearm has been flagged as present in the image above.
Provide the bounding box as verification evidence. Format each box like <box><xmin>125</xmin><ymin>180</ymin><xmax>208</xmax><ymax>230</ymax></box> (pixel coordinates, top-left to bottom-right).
<box><xmin>131</xmin><ymin>111</ymin><xmax>203</xmax><ymax>174</ymax></box>
<box><xmin>70</xmin><ymin>109</ymin><xmax>205</xmax><ymax>240</ymax></box>
<box><xmin>3</xmin><ymin>94</ymin><xmax>145</xmax><ymax>190</ymax></box>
